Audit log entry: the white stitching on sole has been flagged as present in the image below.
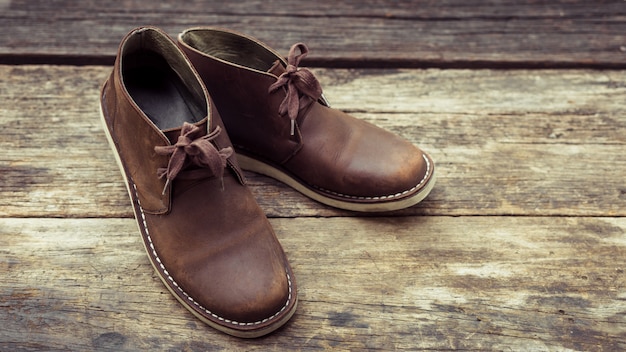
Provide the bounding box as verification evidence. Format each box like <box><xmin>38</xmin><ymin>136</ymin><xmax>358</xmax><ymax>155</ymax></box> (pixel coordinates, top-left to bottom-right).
<box><xmin>131</xmin><ymin>182</ymin><xmax>292</xmax><ymax>327</ymax></box>
<box><xmin>311</xmin><ymin>154</ymin><xmax>432</xmax><ymax>201</ymax></box>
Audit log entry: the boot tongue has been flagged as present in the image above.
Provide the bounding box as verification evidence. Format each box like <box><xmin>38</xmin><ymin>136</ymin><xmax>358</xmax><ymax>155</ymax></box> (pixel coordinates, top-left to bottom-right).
<box><xmin>267</xmin><ymin>60</ymin><xmax>285</xmax><ymax>77</ymax></box>
<box><xmin>163</xmin><ymin>119</ymin><xmax>209</xmax><ymax>144</ymax></box>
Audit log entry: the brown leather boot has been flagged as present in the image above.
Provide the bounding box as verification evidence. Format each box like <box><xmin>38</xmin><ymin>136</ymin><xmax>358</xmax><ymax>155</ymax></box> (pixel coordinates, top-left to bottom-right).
<box><xmin>178</xmin><ymin>28</ymin><xmax>436</xmax><ymax>212</ymax></box>
<box><xmin>100</xmin><ymin>27</ymin><xmax>297</xmax><ymax>338</ymax></box>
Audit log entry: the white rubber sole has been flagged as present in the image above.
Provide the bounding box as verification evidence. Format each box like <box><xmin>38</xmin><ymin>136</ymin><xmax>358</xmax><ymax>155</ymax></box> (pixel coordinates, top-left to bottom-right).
<box><xmin>237</xmin><ymin>153</ymin><xmax>436</xmax><ymax>212</ymax></box>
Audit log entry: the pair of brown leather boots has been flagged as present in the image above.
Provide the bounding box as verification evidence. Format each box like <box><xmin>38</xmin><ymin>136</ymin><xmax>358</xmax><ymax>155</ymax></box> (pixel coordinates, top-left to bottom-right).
<box><xmin>100</xmin><ymin>26</ymin><xmax>435</xmax><ymax>337</ymax></box>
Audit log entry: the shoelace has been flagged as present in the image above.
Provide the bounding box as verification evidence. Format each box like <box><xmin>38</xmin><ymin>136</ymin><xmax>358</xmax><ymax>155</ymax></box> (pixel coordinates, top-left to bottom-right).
<box><xmin>154</xmin><ymin>122</ymin><xmax>233</xmax><ymax>194</ymax></box>
<box><xmin>268</xmin><ymin>43</ymin><xmax>323</xmax><ymax>135</ymax></box>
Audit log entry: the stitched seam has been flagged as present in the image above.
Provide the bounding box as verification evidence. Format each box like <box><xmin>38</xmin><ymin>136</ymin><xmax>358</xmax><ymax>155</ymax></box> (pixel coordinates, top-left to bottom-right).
<box><xmin>312</xmin><ymin>154</ymin><xmax>432</xmax><ymax>201</ymax></box>
<box><xmin>131</xmin><ymin>182</ymin><xmax>292</xmax><ymax>327</ymax></box>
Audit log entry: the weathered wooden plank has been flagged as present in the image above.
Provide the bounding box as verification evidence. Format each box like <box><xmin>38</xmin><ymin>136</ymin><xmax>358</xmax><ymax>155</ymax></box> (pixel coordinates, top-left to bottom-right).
<box><xmin>1</xmin><ymin>0</ymin><xmax>625</xmax><ymax>67</ymax></box>
<box><xmin>8</xmin><ymin>0</ymin><xmax>626</xmax><ymax>19</ymax></box>
<box><xmin>1</xmin><ymin>217</ymin><xmax>624</xmax><ymax>350</ymax></box>
<box><xmin>1</xmin><ymin>65</ymin><xmax>625</xmax><ymax>218</ymax></box>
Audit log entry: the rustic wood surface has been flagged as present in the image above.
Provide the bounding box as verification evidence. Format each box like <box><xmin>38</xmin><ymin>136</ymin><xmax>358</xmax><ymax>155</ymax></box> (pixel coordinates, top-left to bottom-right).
<box><xmin>2</xmin><ymin>217</ymin><xmax>625</xmax><ymax>351</ymax></box>
<box><xmin>1</xmin><ymin>0</ymin><xmax>625</xmax><ymax>350</ymax></box>
<box><xmin>1</xmin><ymin>66</ymin><xmax>625</xmax><ymax>218</ymax></box>
<box><xmin>1</xmin><ymin>0</ymin><xmax>625</xmax><ymax>67</ymax></box>
<box><xmin>1</xmin><ymin>64</ymin><xmax>625</xmax><ymax>351</ymax></box>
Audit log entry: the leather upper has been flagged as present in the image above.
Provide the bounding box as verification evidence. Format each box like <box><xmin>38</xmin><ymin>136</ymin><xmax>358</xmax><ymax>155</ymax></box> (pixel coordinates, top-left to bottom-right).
<box><xmin>100</xmin><ymin>27</ymin><xmax>296</xmax><ymax>336</ymax></box>
<box><xmin>178</xmin><ymin>28</ymin><xmax>434</xmax><ymax>203</ymax></box>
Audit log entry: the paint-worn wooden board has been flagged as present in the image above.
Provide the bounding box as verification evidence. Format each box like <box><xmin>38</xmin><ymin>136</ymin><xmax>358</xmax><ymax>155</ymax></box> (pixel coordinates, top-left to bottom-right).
<box><xmin>1</xmin><ymin>216</ymin><xmax>624</xmax><ymax>351</ymax></box>
<box><xmin>1</xmin><ymin>0</ymin><xmax>625</xmax><ymax>67</ymax></box>
<box><xmin>1</xmin><ymin>65</ymin><xmax>625</xmax><ymax>218</ymax></box>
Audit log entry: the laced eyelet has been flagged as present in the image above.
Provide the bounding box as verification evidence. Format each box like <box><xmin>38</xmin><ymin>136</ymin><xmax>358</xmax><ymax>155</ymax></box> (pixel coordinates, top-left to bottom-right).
<box><xmin>154</xmin><ymin>122</ymin><xmax>232</xmax><ymax>194</ymax></box>
<box><xmin>268</xmin><ymin>43</ymin><xmax>323</xmax><ymax>135</ymax></box>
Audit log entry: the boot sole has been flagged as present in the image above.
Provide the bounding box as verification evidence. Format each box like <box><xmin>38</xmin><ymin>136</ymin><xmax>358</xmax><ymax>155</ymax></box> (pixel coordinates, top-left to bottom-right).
<box><xmin>237</xmin><ymin>153</ymin><xmax>436</xmax><ymax>212</ymax></box>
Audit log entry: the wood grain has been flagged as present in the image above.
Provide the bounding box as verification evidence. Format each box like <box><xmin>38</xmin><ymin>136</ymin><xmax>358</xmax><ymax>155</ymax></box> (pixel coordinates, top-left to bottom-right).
<box><xmin>1</xmin><ymin>0</ymin><xmax>625</xmax><ymax>67</ymax></box>
<box><xmin>1</xmin><ymin>65</ymin><xmax>625</xmax><ymax>218</ymax></box>
<box><xmin>1</xmin><ymin>217</ymin><xmax>624</xmax><ymax>351</ymax></box>
<box><xmin>2</xmin><ymin>1</ymin><xmax>625</xmax><ymax>350</ymax></box>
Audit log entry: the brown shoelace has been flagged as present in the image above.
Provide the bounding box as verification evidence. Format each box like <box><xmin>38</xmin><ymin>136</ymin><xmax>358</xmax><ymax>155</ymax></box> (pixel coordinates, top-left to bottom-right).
<box><xmin>268</xmin><ymin>43</ymin><xmax>323</xmax><ymax>135</ymax></box>
<box><xmin>155</xmin><ymin>122</ymin><xmax>233</xmax><ymax>194</ymax></box>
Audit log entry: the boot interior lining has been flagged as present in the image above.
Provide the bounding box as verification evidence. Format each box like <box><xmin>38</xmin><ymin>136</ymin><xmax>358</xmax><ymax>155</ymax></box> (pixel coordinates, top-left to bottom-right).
<box><xmin>122</xmin><ymin>29</ymin><xmax>206</xmax><ymax>131</ymax></box>
<box><xmin>182</xmin><ymin>30</ymin><xmax>280</xmax><ymax>72</ymax></box>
